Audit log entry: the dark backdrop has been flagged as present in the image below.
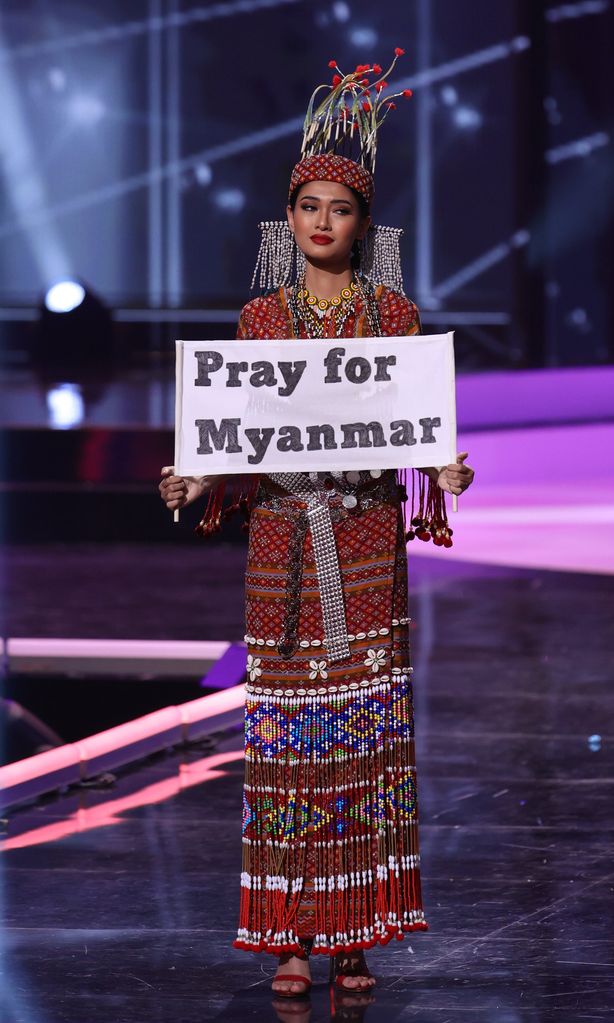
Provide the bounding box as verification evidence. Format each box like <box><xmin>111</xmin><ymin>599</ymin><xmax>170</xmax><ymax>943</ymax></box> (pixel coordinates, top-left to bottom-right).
<box><xmin>0</xmin><ymin>0</ymin><xmax>612</xmax><ymax>367</ymax></box>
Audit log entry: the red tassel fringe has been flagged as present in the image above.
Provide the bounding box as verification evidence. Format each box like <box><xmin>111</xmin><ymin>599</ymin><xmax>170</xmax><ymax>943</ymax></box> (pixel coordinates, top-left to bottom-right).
<box><xmin>398</xmin><ymin>468</ymin><xmax>453</xmax><ymax>548</ymax></box>
<box><xmin>195</xmin><ymin>476</ymin><xmax>260</xmax><ymax>538</ymax></box>
<box><xmin>232</xmin><ymin>921</ymin><xmax>429</xmax><ymax>957</ymax></box>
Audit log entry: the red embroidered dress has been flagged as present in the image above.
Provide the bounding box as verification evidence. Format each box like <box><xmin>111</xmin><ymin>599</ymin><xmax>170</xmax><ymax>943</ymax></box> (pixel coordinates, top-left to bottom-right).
<box><xmin>233</xmin><ymin>284</ymin><xmax>429</xmax><ymax>957</ymax></box>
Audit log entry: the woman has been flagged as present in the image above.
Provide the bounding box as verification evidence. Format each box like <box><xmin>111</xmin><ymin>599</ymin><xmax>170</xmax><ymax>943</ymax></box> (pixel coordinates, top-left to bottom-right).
<box><xmin>160</xmin><ymin>55</ymin><xmax>475</xmax><ymax>999</ymax></box>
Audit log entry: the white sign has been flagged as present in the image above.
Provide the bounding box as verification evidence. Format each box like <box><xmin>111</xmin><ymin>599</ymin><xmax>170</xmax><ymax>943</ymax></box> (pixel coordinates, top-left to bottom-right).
<box><xmin>174</xmin><ymin>334</ymin><xmax>457</xmax><ymax>476</ymax></box>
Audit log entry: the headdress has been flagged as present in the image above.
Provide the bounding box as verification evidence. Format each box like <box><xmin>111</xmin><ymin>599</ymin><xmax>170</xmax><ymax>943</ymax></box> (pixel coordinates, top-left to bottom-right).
<box><xmin>251</xmin><ymin>50</ymin><xmax>413</xmax><ymax>294</ymax></box>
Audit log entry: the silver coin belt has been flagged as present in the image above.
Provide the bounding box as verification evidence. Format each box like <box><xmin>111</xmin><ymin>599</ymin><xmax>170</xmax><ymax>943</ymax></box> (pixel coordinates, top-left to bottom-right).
<box><xmin>261</xmin><ymin>470</ymin><xmax>397</xmax><ymax>663</ymax></box>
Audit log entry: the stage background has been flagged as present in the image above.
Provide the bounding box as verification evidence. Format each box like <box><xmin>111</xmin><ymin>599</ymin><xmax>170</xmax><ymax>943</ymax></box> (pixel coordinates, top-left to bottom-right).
<box><xmin>0</xmin><ymin>0</ymin><xmax>612</xmax><ymax>370</ymax></box>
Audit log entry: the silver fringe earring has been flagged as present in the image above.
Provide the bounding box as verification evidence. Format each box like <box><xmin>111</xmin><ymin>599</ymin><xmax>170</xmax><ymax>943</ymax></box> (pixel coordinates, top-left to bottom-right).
<box><xmin>359</xmin><ymin>225</ymin><xmax>405</xmax><ymax>295</ymax></box>
<box><xmin>250</xmin><ymin>221</ymin><xmax>305</xmax><ymax>291</ymax></box>
<box><xmin>250</xmin><ymin>221</ymin><xmax>403</xmax><ymax>294</ymax></box>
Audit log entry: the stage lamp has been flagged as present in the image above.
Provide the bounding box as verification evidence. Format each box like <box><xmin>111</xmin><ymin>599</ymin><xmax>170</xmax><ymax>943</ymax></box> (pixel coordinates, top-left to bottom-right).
<box><xmin>44</xmin><ymin>279</ymin><xmax>85</xmax><ymax>313</ymax></box>
<box><xmin>46</xmin><ymin>382</ymin><xmax>85</xmax><ymax>429</ymax></box>
<box><xmin>34</xmin><ymin>278</ymin><xmax>114</xmax><ymax>384</ymax></box>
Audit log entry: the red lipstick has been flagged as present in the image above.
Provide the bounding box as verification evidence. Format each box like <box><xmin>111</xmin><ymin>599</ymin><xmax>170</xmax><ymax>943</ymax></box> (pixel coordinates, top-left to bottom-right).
<box><xmin>310</xmin><ymin>234</ymin><xmax>333</xmax><ymax>245</ymax></box>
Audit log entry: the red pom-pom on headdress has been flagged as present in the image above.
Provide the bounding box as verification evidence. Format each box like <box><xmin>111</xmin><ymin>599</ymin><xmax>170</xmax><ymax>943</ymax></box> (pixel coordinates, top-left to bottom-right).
<box><xmin>297</xmin><ymin>47</ymin><xmax>410</xmax><ymax>180</ymax></box>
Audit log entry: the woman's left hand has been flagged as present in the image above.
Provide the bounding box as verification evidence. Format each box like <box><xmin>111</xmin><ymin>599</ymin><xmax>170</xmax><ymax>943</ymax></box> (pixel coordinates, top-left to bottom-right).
<box><xmin>437</xmin><ymin>452</ymin><xmax>475</xmax><ymax>496</ymax></box>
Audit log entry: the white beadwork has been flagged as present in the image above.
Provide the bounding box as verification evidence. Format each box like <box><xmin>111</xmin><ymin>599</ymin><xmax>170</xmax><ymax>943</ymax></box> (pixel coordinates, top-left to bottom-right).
<box><xmin>246</xmin><ymin>655</ymin><xmax>262</xmax><ymax>682</ymax></box>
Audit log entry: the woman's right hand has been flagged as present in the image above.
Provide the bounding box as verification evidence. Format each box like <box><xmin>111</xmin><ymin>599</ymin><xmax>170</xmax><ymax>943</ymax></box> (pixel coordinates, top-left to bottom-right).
<box><xmin>159</xmin><ymin>466</ymin><xmax>221</xmax><ymax>511</ymax></box>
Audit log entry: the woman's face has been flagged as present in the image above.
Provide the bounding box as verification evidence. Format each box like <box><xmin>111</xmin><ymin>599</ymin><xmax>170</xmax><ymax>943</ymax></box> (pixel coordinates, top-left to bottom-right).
<box><xmin>287</xmin><ymin>179</ymin><xmax>370</xmax><ymax>266</ymax></box>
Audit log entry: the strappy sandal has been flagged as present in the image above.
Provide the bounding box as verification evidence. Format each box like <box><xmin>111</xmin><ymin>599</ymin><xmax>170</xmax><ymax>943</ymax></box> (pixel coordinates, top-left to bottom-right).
<box><xmin>272</xmin><ymin>944</ymin><xmax>313</xmax><ymax>999</ymax></box>
<box><xmin>328</xmin><ymin>949</ymin><xmax>376</xmax><ymax>990</ymax></box>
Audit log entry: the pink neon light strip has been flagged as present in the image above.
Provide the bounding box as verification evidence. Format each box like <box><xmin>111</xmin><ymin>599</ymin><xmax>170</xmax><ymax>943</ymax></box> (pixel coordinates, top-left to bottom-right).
<box><xmin>0</xmin><ymin>749</ymin><xmax>245</xmax><ymax>852</ymax></box>
<box><xmin>0</xmin><ymin>684</ymin><xmax>246</xmax><ymax>798</ymax></box>
<box><xmin>6</xmin><ymin>638</ymin><xmax>230</xmax><ymax>660</ymax></box>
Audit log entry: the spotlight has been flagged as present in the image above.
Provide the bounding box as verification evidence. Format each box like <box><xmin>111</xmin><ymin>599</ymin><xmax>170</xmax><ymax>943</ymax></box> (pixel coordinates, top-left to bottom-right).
<box><xmin>45</xmin><ymin>279</ymin><xmax>85</xmax><ymax>313</ymax></box>
<box><xmin>46</xmin><ymin>382</ymin><xmax>85</xmax><ymax>430</ymax></box>
<box><xmin>34</xmin><ymin>278</ymin><xmax>114</xmax><ymax>384</ymax></box>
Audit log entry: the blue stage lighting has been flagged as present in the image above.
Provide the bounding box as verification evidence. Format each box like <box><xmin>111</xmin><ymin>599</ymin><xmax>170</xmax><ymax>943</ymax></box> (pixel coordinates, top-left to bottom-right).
<box><xmin>453</xmin><ymin>106</ymin><xmax>483</xmax><ymax>130</ymax></box>
<box><xmin>195</xmin><ymin>162</ymin><xmax>213</xmax><ymax>187</ymax></box>
<box><xmin>48</xmin><ymin>67</ymin><xmax>67</xmax><ymax>92</ymax></box>
<box><xmin>350</xmin><ymin>27</ymin><xmax>378</xmax><ymax>48</ymax></box>
<box><xmin>46</xmin><ymin>382</ymin><xmax>85</xmax><ymax>430</ymax></box>
<box><xmin>440</xmin><ymin>85</ymin><xmax>458</xmax><ymax>106</ymax></box>
<box><xmin>332</xmin><ymin>2</ymin><xmax>350</xmax><ymax>21</ymax></box>
<box><xmin>214</xmin><ymin>188</ymin><xmax>245</xmax><ymax>213</ymax></box>
<box><xmin>44</xmin><ymin>280</ymin><xmax>86</xmax><ymax>313</ymax></box>
<box><xmin>68</xmin><ymin>93</ymin><xmax>105</xmax><ymax>126</ymax></box>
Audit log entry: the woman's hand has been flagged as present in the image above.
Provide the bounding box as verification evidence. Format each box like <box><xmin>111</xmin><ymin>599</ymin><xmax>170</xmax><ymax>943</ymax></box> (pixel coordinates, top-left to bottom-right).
<box><xmin>436</xmin><ymin>452</ymin><xmax>475</xmax><ymax>496</ymax></box>
<box><xmin>158</xmin><ymin>466</ymin><xmax>222</xmax><ymax>511</ymax></box>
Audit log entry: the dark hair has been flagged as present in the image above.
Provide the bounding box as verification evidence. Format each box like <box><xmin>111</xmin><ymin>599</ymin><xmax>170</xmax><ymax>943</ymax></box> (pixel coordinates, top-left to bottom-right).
<box><xmin>288</xmin><ymin>183</ymin><xmax>370</xmax><ymax>271</ymax></box>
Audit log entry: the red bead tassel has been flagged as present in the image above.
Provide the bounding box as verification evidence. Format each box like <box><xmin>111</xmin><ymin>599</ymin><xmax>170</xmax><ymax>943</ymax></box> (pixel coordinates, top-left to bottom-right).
<box><xmin>195</xmin><ymin>475</ymin><xmax>260</xmax><ymax>538</ymax></box>
<box><xmin>398</xmin><ymin>468</ymin><xmax>453</xmax><ymax>548</ymax></box>
<box><xmin>194</xmin><ymin>481</ymin><xmax>226</xmax><ymax>537</ymax></box>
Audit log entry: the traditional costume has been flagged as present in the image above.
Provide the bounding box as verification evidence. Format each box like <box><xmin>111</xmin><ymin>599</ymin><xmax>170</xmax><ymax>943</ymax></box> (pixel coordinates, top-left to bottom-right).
<box><xmin>198</xmin><ymin>52</ymin><xmax>451</xmax><ymax>958</ymax></box>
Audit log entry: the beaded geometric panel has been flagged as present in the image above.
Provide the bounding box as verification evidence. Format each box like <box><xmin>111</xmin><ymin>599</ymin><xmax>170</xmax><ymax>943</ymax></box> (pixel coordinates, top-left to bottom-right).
<box><xmin>242</xmin><ymin>767</ymin><xmax>417</xmax><ymax>843</ymax></box>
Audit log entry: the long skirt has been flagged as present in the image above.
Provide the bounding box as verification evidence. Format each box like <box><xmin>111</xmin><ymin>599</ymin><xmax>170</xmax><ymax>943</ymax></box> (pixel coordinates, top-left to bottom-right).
<box><xmin>233</xmin><ymin>490</ymin><xmax>428</xmax><ymax>957</ymax></box>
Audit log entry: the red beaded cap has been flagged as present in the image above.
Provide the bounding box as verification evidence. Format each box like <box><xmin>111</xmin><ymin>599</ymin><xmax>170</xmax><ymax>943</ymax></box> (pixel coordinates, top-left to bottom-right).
<box><xmin>288</xmin><ymin>153</ymin><xmax>375</xmax><ymax>205</ymax></box>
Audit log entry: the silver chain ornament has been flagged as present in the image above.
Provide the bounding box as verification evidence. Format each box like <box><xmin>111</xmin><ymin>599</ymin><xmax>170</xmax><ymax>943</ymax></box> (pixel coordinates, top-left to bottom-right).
<box><xmin>250</xmin><ymin>222</ymin><xmax>404</xmax><ymax>295</ymax></box>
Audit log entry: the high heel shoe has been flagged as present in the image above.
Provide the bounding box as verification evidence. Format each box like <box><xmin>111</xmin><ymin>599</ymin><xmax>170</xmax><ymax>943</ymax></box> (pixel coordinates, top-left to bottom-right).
<box><xmin>272</xmin><ymin>948</ymin><xmax>312</xmax><ymax>999</ymax></box>
<box><xmin>328</xmin><ymin>950</ymin><xmax>376</xmax><ymax>990</ymax></box>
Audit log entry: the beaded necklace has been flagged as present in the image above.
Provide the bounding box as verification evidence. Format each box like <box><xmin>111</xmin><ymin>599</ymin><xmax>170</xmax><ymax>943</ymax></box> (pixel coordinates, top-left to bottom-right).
<box><xmin>288</xmin><ymin>272</ymin><xmax>382</xmax><ymax>339</ymax></box>
<box><xmin>297</xmin><ymin>279</ymin><xmax>359</xmax><ymax>317</ymax></box>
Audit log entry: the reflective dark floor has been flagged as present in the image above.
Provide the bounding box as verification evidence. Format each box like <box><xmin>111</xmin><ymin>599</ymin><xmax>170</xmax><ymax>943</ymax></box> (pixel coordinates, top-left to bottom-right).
<box><xmin>2</xmin><ymin>549</ymin><xmax>614</xmax><ymax>1021</ymax></box>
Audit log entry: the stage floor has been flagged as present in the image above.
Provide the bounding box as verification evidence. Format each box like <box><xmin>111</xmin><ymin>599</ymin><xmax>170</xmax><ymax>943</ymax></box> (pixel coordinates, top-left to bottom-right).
<box><xmin>2</xmin><ymin>550</ymin><xmax>614</xmax><ymax>1021</ymax></box>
